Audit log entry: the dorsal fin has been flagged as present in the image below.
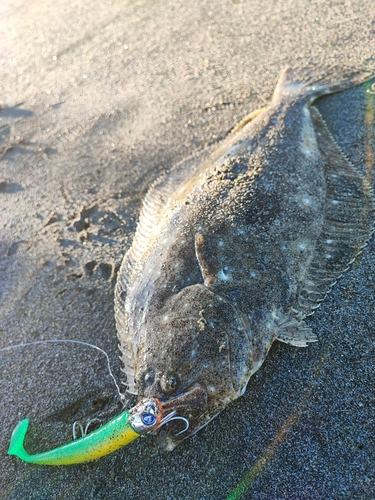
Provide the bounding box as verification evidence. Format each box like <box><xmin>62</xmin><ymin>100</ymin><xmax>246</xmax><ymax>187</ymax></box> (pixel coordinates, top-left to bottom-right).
<box><xmin>115</xmin><ymin>168</ymin><xmax>194</xmax><ymax>393</ymax></box>
<box><xmin>290</xmin><ymin>106</ymin><xmax>375</xmax><ymax>320</ymax></box>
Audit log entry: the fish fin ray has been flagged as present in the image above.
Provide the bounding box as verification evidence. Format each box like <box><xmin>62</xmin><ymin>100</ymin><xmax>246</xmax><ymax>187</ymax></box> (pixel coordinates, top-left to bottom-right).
<box><xmin>291</xmin><ymin>107</ymin><xmax>375</xmax><ymax>320</ymax></box>
<box><xmin>115</xmin><ymin>170</ymin><xmax>192</xmax><ymax>393</ymax></box>
<box><xmin>276</xmin><ymin>316</ymin><xmax>318</xmax><ymax>347</ymax></box>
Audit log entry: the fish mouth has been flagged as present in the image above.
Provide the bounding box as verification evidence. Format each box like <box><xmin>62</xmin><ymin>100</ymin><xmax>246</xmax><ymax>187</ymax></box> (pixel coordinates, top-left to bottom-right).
<box><xmin>153</xmin><ymin>383</ymin><xmax>208</xmax><ymax>448</ymax></box>
<box><xmin>129</xmin><ymin>383</ymin><xmax>208</xmax><ymax>438</ymax></box>
<box><xmin>160</xmin><ymin>382</ymin><xmax>208</xmax><ymax>413</ymax></box>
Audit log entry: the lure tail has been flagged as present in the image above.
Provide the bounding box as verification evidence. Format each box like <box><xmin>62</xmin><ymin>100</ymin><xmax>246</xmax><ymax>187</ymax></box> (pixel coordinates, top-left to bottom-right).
<box><xmin>8</xmin><ymin>419</ymin><xmax>31</xmax><ymax>462</ymax></box>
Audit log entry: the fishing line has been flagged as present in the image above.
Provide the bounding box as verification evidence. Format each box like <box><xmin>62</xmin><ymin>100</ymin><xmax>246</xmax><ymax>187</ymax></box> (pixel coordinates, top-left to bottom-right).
<box><xmin>0</xmin><ymin>339</ymin><xmax>127</xmax><ymax>404</ymax></box>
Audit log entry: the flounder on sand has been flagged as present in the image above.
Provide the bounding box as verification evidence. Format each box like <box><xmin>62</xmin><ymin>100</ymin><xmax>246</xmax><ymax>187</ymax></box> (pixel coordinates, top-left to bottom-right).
<box><xmin>8</xmin><ymin>67</ymin><xmax>375</xmax><ymax>464</ymax></box>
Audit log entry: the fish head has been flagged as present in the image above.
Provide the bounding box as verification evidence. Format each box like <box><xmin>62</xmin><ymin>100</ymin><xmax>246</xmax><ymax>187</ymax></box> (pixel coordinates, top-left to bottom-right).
<box><xmin>134</xmin><ymin>283</ymin><xmax>253</xmax><ymax>449</ymax></box>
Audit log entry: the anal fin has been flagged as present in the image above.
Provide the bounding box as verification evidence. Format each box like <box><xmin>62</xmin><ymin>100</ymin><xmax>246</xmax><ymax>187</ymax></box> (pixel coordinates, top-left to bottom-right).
<box><xmin>292</xmin><ymin>106</ymin><xmax>375</xmax><ymax>320</ymax></box>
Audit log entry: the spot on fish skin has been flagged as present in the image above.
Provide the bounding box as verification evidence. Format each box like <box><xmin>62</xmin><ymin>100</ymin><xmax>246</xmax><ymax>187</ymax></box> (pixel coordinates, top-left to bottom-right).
<box><xmin>163</xmin><ymin>315</ymin><xmax>169</xmax><ymax>321</ymax></box>
<box><xmin>326</xmin><ymin>239</ymin><xmax>333</xmax><ymax>244</ymax></box>
<box><xmin>208</xmin><ymin>386</ymin><xmax>216</xmax><ymax>393</ymax></box>
<box><xmin>217</xmin><ymin>269</ymin><xmax>230</xmax><ymax>281</ymax></box>
<box><xmin>326</xmin><ymin>254</ymin><xmax>332</xmax><ymax>259</ymax></box>
<box><xmin>302</xmin><ymin>197</ymin><xmax>312</xmax><ymax>206</ymax></box>
<box><xmin>218</xmin><ymin>240</ymin><xmax>224</xmax><ymax>247</ymax></box>
<box><xmin>271</xmin><ymin>309</ymin><xmax>280</xmax><ymax>320</ymax></box>
<box><xmin>299</xmin><ymin>243</ymin><xmax>306</xmax><ymax>250</ymax></box>
<box><xmin>331</xmin><ymin>200</ymin><xmax>339</xmax><ymax>205</ymax></box>
<box><xmin>250</xmin><ymin>271</ymin><xmax>256</xmax><ymax>277</ymax></box>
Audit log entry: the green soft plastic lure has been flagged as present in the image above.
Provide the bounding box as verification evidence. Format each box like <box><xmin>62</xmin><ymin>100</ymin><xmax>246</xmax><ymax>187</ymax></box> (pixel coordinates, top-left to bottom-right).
<box><xmin>7</xmin><ymin>384</ymin><xmax>203</xmax><ymax>465</ymax></box>
<box><xmin>8</xmin><ymin>399</ymin><xmax>166</xmax><ymax>465</ymax></box>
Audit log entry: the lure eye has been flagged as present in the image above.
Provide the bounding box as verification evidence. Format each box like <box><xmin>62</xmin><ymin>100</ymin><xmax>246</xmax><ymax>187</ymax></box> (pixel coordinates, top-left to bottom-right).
<box><xmin>141</xmin><ymin>413</ymin><xmax>156</xmax><ymax>426</ymax></box>
<box><xmin>129</xmin><ymin>399</ymin><xmax>163</xmax><ymax>434</ymax></box>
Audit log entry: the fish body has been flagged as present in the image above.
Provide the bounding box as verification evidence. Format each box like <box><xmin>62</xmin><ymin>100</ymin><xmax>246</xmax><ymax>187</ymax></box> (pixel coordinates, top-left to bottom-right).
<box><xmin>115</xmin><ymin>67</ymin><xmax>374</xmax><ymax>450</ymax></box>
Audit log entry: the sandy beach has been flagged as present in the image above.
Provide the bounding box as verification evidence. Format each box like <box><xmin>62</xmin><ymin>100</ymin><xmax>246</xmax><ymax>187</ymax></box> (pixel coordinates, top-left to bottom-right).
<box><xmin>1</xmin><ymin>0</ymin><xmax>374</xmax><ymax>498</ymax></box>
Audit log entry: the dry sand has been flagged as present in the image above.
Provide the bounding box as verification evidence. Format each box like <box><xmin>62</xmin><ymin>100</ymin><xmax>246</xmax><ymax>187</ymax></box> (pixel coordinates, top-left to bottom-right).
<box><xmin>1</xmin><ymin>0</ymin><xmax>374</xmax><ymax>498</ymax></box>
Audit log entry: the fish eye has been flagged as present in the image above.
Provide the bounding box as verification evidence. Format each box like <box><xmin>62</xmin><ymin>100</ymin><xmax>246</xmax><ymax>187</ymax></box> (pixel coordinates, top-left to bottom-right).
<box><xmin>160</xmin><ymin>372</ymin><xmax>179</xmax><ymax>394</ymax></box>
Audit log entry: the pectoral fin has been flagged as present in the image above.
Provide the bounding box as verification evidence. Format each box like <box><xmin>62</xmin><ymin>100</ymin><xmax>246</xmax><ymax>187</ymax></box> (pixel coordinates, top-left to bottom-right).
<box><xmin>195</xmin><ymin>233</ymin><xmax>220</xmax><ymax>286</ymax></box>
<box><xmin>276</xmin><ymin>316</ymin><xmax>318</xmax><ymax>347</ymax></box>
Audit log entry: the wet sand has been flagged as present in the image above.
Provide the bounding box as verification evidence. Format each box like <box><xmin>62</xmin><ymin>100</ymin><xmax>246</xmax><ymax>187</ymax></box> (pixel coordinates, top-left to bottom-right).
<box><xmin>1</xmin><ymin>1</ymin><xmax>374</xmax><ymax>498</ymax></box>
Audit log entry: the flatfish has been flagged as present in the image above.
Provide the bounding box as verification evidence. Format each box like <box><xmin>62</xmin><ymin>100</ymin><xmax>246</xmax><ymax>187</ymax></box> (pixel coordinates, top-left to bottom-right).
<box><xmin>115</xmin><ymin>67</ymin><xmax>374</xmax><ymax>450</ymax></box>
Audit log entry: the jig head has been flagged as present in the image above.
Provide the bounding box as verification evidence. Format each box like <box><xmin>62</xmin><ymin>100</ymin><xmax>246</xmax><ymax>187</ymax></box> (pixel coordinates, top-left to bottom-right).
<box><xmin>8</xmin><ymin>383</ymin><xmax>206</xmax><ymax>465</ymax></box>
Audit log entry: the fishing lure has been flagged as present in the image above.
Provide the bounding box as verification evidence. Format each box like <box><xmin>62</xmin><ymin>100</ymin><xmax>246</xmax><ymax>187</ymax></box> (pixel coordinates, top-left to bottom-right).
<box><xmin>7</xmin><ymin>385</ymin><xmax>202</xmax><ymax>465</ymax></box>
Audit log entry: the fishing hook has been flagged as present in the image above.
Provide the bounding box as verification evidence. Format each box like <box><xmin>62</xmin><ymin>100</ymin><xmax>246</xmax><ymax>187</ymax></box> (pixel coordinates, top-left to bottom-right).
<box><xmin>158</xmin><ymin>411</ymin><xmax>190</xmax><ymax>436</ymax></box>
<box><xmin>72</xmin><ymin>418</ymin><xmax>102</xmax><ymax>439</ymax></box>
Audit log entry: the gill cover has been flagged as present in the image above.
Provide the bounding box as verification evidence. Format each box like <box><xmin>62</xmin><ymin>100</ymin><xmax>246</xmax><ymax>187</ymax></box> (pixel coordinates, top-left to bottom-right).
<box><xmin>8</xmin><ymin>399</ymin><xmax>163</xmax><ymax>465</ymax></box>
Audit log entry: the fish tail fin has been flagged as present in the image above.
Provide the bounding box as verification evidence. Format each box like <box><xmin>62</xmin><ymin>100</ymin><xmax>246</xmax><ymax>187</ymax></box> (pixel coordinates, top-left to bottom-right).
<box><xmin>272</xmin><ymin>65</ymin><xmax>374</xmax><ymax>104</ymax></box>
